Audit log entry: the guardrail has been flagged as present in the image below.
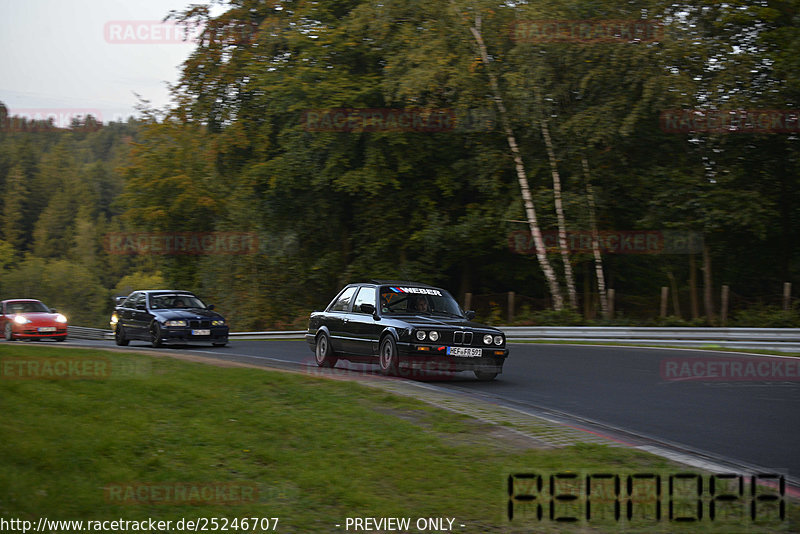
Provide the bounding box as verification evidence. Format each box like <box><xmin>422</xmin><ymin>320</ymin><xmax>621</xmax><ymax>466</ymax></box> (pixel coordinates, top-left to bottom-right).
<box><xmin>67</xmin><ymin>326</ymin><xmax>114</xmax><ymax>340</ymax></box>
<box><xmin>66</xmin><ymin>326</ymin><xmax>800</xmax><ymax>352</ymax></box>
<box><xmin>501</xmin><ymin>327</ymin><xmax>800</xmax><ymax>351</ymax></box>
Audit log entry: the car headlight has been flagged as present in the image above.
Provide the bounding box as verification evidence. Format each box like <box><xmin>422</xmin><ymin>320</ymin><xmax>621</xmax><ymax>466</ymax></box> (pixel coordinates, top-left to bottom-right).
<box><xmin>56</xmin><ymin>314</ymin><xmax>67</xmax><ymax>324</ymax></box>
<box><xmin>212</xmin><ymin>320</ymin><xmax>226</xmax><ymax>326</ymax></box>
<box><xmin>429</xmin><ymin>331</ymin><xmax>439</xmax><ymax>342</ymax></box>
<box><xmin>14</xmin><ymin>315</ymin><xmax>30</xmax><ymax>325</ymax></box>
<box><xmin>165</xmin><ymin>320</ymin><xmax>187</xmax><ymax>327</ymax></box>
<box><xmin>483</xmin><ymin>334</ymin><xmax>493</xmax><ymax>345</ymax></box>
<box><xmin>110</xmin><ymin>314</ymin><xmax>118</xmax><ymax>325</ymax></box>
<box><xmin>416</xmin><ymin>330</ymin><xmax>427</xmax><ymax>341</ymax></box>
<box><xmin>494</xmin><ymin>335</ymin><xmax>503</xmax><ymax>346</ymax></box>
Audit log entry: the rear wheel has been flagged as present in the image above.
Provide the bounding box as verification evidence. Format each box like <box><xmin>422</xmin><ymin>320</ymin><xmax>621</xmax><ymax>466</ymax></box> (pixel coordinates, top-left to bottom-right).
<box><xmin>55</xmin><ymin>337</ymin><xmax>66</xmax><ymax>342</ymax></box>
<box><xmin>474</xmin><ymin>370</ymin><xmax>498</xmax><ymax>381</ymax></box>
<box><xmin>115</xmin><ymin>325</ymin><xmax>129</xmax><ymax>346</ymax></box>
<box><xmin>378</xmin><ymin>336</ymin><xmax>400</xmax><ymax>376</ymax></box>
<box><xmin>315</xmin><ymin>332</ymin><xmax>338</xmax><ymax>368</ymax></box>
<box><xmin>150</xmin><ymin>322</ymin><xmax>163</xmax><ymax>348</ymax></box>
<box><xmin>4</xmin><ymin>322</ymin><xmax>15</xmax><ymax>341</ymax></box>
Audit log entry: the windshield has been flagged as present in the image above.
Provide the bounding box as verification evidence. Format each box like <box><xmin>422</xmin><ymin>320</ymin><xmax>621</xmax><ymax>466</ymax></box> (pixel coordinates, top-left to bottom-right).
<box><xmin>379</xmin><ymin>286</ymin><xmax>464</xmax><ymax>317</ymax></box>
<box><xmin>149</xmin><ymin>294</ymin><xmax>207</xmax><ymax>310</ymax></box>
<box><xmin>6</xmin><ymin>301</ymin><xmax>50</xmax><ymax>314</ymax></box>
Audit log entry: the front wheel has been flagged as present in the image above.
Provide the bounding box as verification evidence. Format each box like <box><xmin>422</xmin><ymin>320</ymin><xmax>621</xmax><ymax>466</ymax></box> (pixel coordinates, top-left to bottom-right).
<box><xmin>115</xmin><ymin>325</ymin><xmax>129</xmax><ymax>346</ymax></box>
<box><xmin>378</xmin><ymin>336</ymin><xmax>400</xmax><ymax>376</ymax></box>
<box><xmin>212</xmin><ymin>342</ymin><xmax>227</xmax><ymax>347</ymax></box>
<box><xmin>315</xmin><ymin>332</ymin><xmax>337</xmax><ymax>368</ymax></box>
<box><xmin>4</xmin><ymin>322</ymin><xmax>15</xmax><ymax>341</ymax></box>
<box><xmin>150</xmin><ymin>322</ymin><xmax>163</xmax><ymax>348</ymax></box>
<box><xmin>474</xmin><ymin>370</ymin><xmax>498</xmax><ymax>381</ymax></box>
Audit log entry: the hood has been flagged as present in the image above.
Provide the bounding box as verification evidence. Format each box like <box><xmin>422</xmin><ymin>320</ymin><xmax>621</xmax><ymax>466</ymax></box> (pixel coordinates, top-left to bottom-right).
<box><xmin>392</xmin><ymin>314</ymin><xmax>499</xmax><ymax>332</ymax></box>
<box><xmin>157</xmin><ymin>308</ymin><xmax>224</xmax><ymax>321</ymax></box>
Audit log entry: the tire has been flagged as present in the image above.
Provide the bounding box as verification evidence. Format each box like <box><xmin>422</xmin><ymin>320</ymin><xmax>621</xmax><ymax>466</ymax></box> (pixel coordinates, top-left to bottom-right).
<box><xmin>4</xmin><ymin>322</ymin><xmax>15</xmax><ymax>341</ymax></box>
<box><xmin>55</xmin><ymin>337</ymin><xmax>67</xmax><ymax>342</ymax></box>
<box><xmin>378</xmin><ymin>335</ymin><xmax>400</xmax><ymax>376</ymax></box>
<box><xmin>474</xmin><ymin>370</ymin><xmax>498</xmax><ymax>381</ymax></box>
<box><xmin>115</xmin><ymin>325</ymin><xmax>129</xmax><ymax>346</ymax></box>
<box><xmin>314</xmin><ymin>332</ymin><xmax>338</xmax><ymax>368</ymax></box>
<box><xmin>212</xmin><ymin>342</ymin><xmax>227</xmax><ymax>347</ymax></box>
<box><xmin>150</xmin><ymin>322</ymin><xmax>163</xmax><ymax>348</ymax></box>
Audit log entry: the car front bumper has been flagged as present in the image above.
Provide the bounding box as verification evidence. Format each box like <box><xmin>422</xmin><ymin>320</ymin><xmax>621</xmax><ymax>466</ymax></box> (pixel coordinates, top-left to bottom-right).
<box><xmin>398</xmin><ymin>343</ymin><xmax>508</xmax><ymax>373</ymax></box>
<box><xmin>12</xmin><ymin>327</ymin><xmax>68</xmax><ymax>339</ymax></box>
<box><xmin>160</xmin><ymin>327</ymin><xmax>229</xmax><ymax>345</ymax></box>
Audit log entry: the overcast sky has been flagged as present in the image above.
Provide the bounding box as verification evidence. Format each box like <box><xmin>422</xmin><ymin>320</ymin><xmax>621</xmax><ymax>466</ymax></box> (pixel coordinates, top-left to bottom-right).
<box><xmin>1</xmin><ymin>0</ymin><xmax>223</xmax><ymax>126</ymax></box>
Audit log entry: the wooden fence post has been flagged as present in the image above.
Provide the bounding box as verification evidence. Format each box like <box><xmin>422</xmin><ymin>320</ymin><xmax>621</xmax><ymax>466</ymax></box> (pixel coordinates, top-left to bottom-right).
<box><xmin>607</xmin><ymin>289</ymin><xmax>615</xmax><ymax>319</ymax></box>
<box><xmin>720</xmin><ymin>285</ymin><xmax>729</xmax><ymax>326</ymax></box>
<box><xmin>660</xmin><ymin>286</ymin><xmax>669</xmax><ymax>318</ymax></box>
<box><xmin>508</xmin><ymin>291</ymin><xmax>515</xmax><ymax>323</ymax></box>
<box><xmin>785</xmin><ymin>282</ymin><xmax>792</xmax><ymax>311</ymax></box>
<box><xmin>464</xmin><ymin>292</ymin><xmax>472</xmax><ymax>311</ymax></box>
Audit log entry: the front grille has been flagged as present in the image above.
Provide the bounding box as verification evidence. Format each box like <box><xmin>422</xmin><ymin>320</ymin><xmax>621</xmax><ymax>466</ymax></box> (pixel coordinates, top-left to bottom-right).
<box><xmin>189</xmin><ymin>320</ymin><xmax>211</xmax><ymax>329</ymax></box>
<box><xmin>452</xmin><ymin>331</ymin><xmax>473</xmax><ymax>345</ymax></box>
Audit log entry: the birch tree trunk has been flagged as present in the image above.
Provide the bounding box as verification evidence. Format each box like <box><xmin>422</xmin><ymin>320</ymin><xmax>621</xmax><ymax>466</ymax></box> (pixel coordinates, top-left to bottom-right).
<box><xmin>582</xmin><ymin>156</ymin><xmax>609</xmax><ymax>319</ymax></box>
<box><xmin>454</xmin><ymin>9</ymin><xmax>564</xmax><ymax>309</ymax></box>
<box><xmin>540</xmin><ymin>116</ymin><xmax>577</xmax><ymax>309</ymax></box>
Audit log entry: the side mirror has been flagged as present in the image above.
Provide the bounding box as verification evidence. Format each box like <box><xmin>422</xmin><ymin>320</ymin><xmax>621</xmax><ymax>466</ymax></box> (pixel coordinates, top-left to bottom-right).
<box><xmin>115</xmin><ymin>296</ymin><xmax>127</xmax><ymax>306</ymax></box>
<box><xmin>136</xmin><ymin>304</ymin><xmax>147</xmax><ymax>311</ymax></box>
<box><xmin>207</xmin><ymin>304</ymin><xmax>215</xmax><ymax>310</ymax></box>
<box><xmin>465</xmin><ymin>310</ymin><xmax>476</xmax><ymax>320</ymax></box>
<box><xmin>360</xmin><ymin>303</ymin><xmax>375</xmax><ymax>315</ymax></box>
<box><xmin>50</xmin><ymin>308</ymin><xmax>57</xmax><ymax>313</ymax></box>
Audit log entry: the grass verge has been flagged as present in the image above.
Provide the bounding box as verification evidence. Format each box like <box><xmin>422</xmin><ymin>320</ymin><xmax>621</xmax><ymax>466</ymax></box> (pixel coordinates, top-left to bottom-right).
<box><xmin>0</xmin><ymin>344</ymin><xmax>795</xmax><ymax>533</ymax></box>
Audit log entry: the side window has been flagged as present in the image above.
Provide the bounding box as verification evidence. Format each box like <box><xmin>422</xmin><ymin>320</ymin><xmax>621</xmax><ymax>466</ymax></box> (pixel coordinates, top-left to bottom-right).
<box><xmin>128</xmin><ymin>293</ymin><xmax>145</xmax><ymax>309</ymax></box>
<box><xmin>353</xmin><ymin>287</ymin><xmax>376</xmax><ymax>313</ymax></box>
<box><xmin>123</xmin><ymin>293</ymin><xmax>140</xmax><ymax>308</ymax></box>
<box><xmin>329</xmin><ymin>286</ymin><xmax>357</xmax><ymax>312</ymax></box>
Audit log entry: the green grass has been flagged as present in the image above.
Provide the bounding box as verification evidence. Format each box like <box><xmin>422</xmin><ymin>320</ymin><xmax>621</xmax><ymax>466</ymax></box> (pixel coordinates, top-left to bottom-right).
<box><xmin>0</xmin><ymin>344</ymin><xmax>796</xmax><ymax>533</ymax></box>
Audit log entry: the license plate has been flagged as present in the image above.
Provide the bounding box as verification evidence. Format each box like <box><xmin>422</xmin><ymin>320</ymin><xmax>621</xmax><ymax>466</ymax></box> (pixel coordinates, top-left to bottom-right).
<box><xmin>447</xmin><ymin>347</ymin><xmax>482</xmax><ymax>357</ymax></box>
<box><xmin>192</xmin><ymin>329</ymin><xmax>211</xmax><ymax>336</ymax></box>
<box><xmin>38</xmin><ymin>327</ymin><xmax>56</xmax><ymax>332</ymax></box>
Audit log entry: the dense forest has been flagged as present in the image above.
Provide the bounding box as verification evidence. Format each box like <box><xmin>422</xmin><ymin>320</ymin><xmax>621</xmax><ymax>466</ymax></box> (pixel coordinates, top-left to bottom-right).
<box><xmin>1</xmin><ymin>0</ymin><xmax>799</xmax><ymax>329</ymax></box>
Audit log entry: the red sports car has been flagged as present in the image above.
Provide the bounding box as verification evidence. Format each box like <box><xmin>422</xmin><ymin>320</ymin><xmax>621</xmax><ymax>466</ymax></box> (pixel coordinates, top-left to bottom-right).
<box><xmin>1</xmin><ymin>299</ymin><xmax>68</xmax><ymax>341</ymax></box>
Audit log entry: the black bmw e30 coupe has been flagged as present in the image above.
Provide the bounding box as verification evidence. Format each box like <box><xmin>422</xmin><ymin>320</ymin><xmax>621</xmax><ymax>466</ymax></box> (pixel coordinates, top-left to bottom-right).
<box><xmin>306</xmin><ymin>281</ymin><xmax>508</xmax><ymax>380</ymax></box>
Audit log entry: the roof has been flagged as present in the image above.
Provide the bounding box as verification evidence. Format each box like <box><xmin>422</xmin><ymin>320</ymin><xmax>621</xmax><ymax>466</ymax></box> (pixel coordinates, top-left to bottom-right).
<box><xmin>369</xmin><ymin>280</ymin><xmax>438</xmax><ymax>288</ymax></box>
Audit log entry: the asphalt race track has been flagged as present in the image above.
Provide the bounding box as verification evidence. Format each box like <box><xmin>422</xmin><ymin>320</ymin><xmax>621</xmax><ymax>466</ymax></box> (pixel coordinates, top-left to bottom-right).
<box><xmin>40</xmin><ymin>337</ymin><xmax>800</xmax><ymax>486</ymax></box>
